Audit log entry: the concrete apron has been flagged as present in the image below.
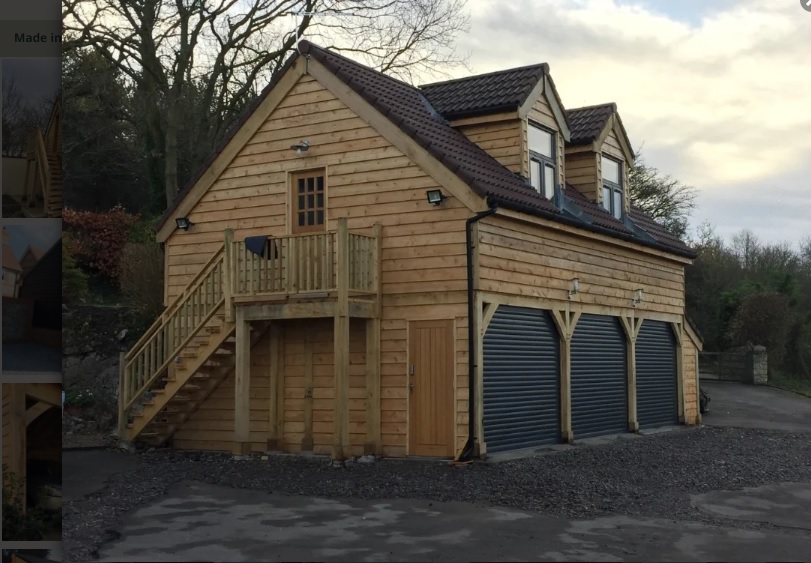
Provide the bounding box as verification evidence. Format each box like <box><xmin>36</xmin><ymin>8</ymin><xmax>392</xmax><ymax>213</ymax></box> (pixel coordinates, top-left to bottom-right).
<box><xmin>99</xmin><ymin>480</ymin><xmax>811</xmax><ymax>562</ymax></box>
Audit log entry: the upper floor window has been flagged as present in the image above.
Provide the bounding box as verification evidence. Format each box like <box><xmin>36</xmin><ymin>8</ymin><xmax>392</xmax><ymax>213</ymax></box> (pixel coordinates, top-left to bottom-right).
<box><xmin>601</xmin><ymin>156</ymin><xmax>623</xmax><ymax>220</ymax></box>
<box><xmin>528</xmin><ymin>123</ymin><xmax>556</xmax><ymax>200</ymax></box>
<box><xmin>292</xmin><ymin>169</ymin><xmax>326</xmax><ymax>233</ymax></box>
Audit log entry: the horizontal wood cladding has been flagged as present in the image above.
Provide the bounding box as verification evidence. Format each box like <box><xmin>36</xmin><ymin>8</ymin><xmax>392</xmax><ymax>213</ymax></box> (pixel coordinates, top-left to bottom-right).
<box><xmin>457</xmin><ymin>120</ymin><xmax>522</xmax><ymax>174</ymax></box>
<box><xmin>527</xmin><ymin>95</ymin><xmax>565</xmax><ymax>189</ymax></box>
<box><xmin>478</xmin><ymin>216</ymin><xmax>685</xmax><ymax>315</ymax></box>
<box><xmin>164</xmin><ymin>73</ymin><xmax>472</xmax><ymax>302</ymax></box>
<box><xmin>683</xmin><ymin>337</ymin><xmax>699</xmax><ymax>424</ymax></box>
<box><xmin>563</xmin><ymin>151</ymin><xmax>599</xmax><ymax>203</ymax></box>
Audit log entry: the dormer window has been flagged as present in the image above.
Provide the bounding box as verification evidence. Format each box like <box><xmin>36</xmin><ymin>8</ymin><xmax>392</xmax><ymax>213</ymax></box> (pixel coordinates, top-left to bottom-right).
<box><xmin>528</xmin><ymin>123</ymin><xmax>556</xmax><ymax>200</ymax></box>
<box><xmin>602</xmin><ymin>156</ymin><xmax>623</xmax><ymax>220</ymax></box>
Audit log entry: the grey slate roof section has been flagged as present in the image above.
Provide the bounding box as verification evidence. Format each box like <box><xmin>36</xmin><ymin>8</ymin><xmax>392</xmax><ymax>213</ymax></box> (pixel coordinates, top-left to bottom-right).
<box><xmin>567</xmin><ymin>103</ymin><xmax>616</xmax><ymax>145</ymax></box>
<box><xmin>420</xmin><ymin>64</ymin><xmax>548</xmax><ymax>120</ymax></box>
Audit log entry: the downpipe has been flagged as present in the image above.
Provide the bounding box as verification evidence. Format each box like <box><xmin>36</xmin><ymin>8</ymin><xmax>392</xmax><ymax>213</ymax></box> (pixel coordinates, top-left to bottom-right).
<box><xmin>456</xmin><ymin>200</ymin><xmax>498</xmax><ymax>462</ymax></box>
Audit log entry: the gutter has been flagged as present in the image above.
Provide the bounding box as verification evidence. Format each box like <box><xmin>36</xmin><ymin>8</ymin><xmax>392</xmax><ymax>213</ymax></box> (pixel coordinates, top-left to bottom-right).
<box><xmin>490</xmin><ymin>196</ymin><xmax>697</xmax><ymax>260</ymax></box>
<box><xmin>456</xmin><ymin>199</ymin><xmax>499</xmax><ymax>463</ymax></box>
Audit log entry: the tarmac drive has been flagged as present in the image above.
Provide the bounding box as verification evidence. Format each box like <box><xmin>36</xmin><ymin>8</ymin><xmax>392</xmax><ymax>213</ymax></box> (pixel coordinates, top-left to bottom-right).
<box><xmin>97</xmin><ymin>480</ymin><xmax>811</xmax><ymax>562</ymax></box>
<box><xmin>701</xmin><ymin>380</ymin><xmax>811</xmax><ymax>433</ymax></box>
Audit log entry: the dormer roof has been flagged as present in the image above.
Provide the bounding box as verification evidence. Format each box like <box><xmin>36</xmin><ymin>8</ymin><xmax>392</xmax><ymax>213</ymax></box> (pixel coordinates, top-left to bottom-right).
<box><xmin>566</xmin><ymin>102</ymin><xmax>634</xmax><ymax>163</ymax></box>
<box><xmin>420</xmin><ymin>64</ymin><xmax>549</xmax><ymax>120</ymax></box>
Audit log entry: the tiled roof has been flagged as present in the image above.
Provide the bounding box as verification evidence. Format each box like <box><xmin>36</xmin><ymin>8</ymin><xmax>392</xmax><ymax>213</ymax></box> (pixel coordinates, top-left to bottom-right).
<box><xmin>564</xmin><ymin>184</ymin><xmax>636</xmax><ymax>236</ymax></box>
<box><xmin>567</xmin><ymin>103</ymin><xmax>615</xmax><ymax>145</ymax></box>
<box><xmin>159</xmin><ymin>42</ymin><xmax>693</xmax><ymax>258</ymax></box>
<box><xmin>419</xmin><ymin>64</ymin><xmax>547</xmax><ymax>120</ymax></box>
<box><xmin>300</xmin><ymin>41</ymin><xmax>560</xmax><ymax>216</ymax></box>
<box><xmin>629</xmin><ymin>208</ymin><xmax>694</xmax><ymax>255</ymax></box>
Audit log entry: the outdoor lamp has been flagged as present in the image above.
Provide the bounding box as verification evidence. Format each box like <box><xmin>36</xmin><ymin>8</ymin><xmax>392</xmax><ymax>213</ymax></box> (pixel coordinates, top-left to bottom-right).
<box><xmin>632</xmin><ymin>288</ymin><xmax>644</xmax><ymax>307</ymax></box>
<box><xmin>176</xmin><ymin>217</ymin><xmax>194</xmax><ymax>231</ymax></box>
<box><xmin>426</xmin><ymin>189</ymin><xmax>447</xmax><ymax>206</ymax></box>
<box><xmin>291</xmin><ymin>140</ymin><xmax>310</xmax><ymax>155</ymax></box>
<box><xmin>568</xmin><ymin>278</ymin><xmax>580</xmax><ymax>300</ymax></box>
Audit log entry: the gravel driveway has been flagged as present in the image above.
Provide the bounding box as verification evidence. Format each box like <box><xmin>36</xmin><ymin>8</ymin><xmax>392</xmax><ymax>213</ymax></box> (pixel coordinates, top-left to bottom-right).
<box><xmin>64</xmin><ymin>426</ymin><xmax>811</xmax><ymax>562</ymax></box>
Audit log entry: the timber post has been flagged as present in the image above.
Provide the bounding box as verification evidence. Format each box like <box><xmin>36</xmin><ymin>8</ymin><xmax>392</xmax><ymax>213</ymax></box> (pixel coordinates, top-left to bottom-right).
<box><xmin>233</xmin><ymin>306</ymin><xmax>251</xmax><ymax>455</ymax></box>
<box><xmin>333</xmin><ymin>218</ymin><xmax>350</xmax><ymax>459</ymax></box>
<box><xmin>118</xmin><ymin>351</ymin><xmax>127</xmax><ymax>441</ymax></box>
<box><xmin>224</xmin><ymin>228</ymin><xmax>234</xmax><ymax>322</ymax></box>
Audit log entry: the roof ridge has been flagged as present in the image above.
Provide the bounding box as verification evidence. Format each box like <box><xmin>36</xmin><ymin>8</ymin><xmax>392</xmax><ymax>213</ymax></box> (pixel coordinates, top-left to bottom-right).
<box><xmin>298</xmin><ymin>40</ymin><xmax>420</xmax><ymax>92</ymax></box>
<box><xmin>566</xmin><ymin>102</ymin><xmax>617</xmax><ymax>113</ymax></box>
<box><xmin>419</xmin><ymin>63</ymin><xmax>548</xmax><ymax>89</ymax></box>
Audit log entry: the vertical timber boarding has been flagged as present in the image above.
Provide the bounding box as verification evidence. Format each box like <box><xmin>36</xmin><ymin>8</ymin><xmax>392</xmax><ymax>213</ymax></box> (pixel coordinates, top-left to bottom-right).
<box><xmin>408</xmin><ymin>320</ymin><xmax>455</xmax><ymax>457</ymax></box>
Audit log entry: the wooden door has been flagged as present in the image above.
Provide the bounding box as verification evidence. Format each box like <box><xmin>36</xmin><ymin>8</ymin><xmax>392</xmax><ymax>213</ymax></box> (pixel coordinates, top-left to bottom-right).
<box><xmin>408</xmin><ymin>320</ymin><xmax>455</xmax><ymax>457</ymax></box>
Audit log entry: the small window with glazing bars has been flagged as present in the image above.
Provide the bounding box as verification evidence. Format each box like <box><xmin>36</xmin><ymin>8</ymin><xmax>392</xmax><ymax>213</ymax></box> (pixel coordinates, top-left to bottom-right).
<box><xmin>292</xmin><ymin>170</ymin><xmax>326</xmax><ymax>233</ymax></box>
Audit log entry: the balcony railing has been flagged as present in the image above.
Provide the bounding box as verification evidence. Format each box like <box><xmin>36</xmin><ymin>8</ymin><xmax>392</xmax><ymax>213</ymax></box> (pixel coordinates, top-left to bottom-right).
<box><xmin>227</xmin><ymin>219</ymin><xmax>380</xmax><ymax>302</ymax></box>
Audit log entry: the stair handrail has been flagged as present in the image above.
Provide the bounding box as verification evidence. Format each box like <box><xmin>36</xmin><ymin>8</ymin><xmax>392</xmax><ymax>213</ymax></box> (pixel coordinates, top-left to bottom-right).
<box><xmin>122</xmin><ymin>245</ymin><xmax>226</xmax><ymax>413</ymax></box>
<box><xmin>123</xmin><ymin>299</ymin><xmax>225</xmax><ymax>412</ymax></box>
<box><xmin>30</xmin><ymin>129</ymin><xmax>50</xmax><ymax>202</ymax></box>
<box><xmin>125</xmin><ymin>243</ymin><xmax>224</xmax><ymax>361</ymax></box>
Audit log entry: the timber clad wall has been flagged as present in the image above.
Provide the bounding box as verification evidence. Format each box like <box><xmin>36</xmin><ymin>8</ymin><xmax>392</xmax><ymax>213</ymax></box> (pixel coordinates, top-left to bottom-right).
<box><xmin>166</xmin><ymin>72</ymin><xmax>471</xmax><ymax>457</ymax></box>
<box><xmin>478</xmin><ymin>215</ymin><xmax>685</xmax><ymax>315</ymax></box>
<box><xmin>683</xmin><ymin>338</ymin><xmax>699</xmax><ymax>424</ymax></box>
<box><xmin>456</xmin><ymin>118</ymin><xmax>523</xmax><ymax>174</ymax></box>
<box><xmin>564</xmin><ymin>151</ymin><xmax>599</xmax><ymax>201</ymax></box>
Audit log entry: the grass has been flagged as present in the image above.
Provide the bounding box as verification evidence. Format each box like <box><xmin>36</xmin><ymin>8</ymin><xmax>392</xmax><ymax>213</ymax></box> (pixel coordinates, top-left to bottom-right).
<box><xmin>769</xmin><ymin>371</ymin><xmax>811</xmax><ymax>398</ymax></box>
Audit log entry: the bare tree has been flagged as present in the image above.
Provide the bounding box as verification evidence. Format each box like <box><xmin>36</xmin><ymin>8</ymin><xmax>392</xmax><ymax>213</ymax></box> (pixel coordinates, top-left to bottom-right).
<box><xmin>62</xmin><ymin>0</ymin><xmax>469</xmax><ymax>208</ymax></box>
<box><xmin>2</xmin><ymin>78</ymin><xmax>54</xmax><ymax>157</ymax></box>
<box><xmin>628</xmin><ymin>149</ymin><xmax>697</xmax><ymax>239</ymax></box>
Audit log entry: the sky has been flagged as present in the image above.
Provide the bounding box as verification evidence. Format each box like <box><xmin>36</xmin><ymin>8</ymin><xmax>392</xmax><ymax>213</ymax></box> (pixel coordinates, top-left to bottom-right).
<box><xmin>448</xmin><ymin>0</ymin><xmax>810</xmax><ymax>245</ymax></box>
<box><xmin>4</xmin><ymin>218</ymin><xmax>61</xmax><ymax>259</ymax></box>
<box><xmin>2</xmin><ymin>57</ymin><xmax>61</xmax><ymax>107</ymax></box>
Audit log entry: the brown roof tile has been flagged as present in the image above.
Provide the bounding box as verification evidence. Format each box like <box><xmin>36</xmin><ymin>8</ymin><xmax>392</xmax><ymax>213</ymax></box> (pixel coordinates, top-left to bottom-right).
<box><xmin>300</xmin><ymin>41</ymin><xmax>560</xmax><ymax>215</ymax></box>
<box><xmin>566</xmin><ymin>103</ymin><xmax>615</xmax><ymax>145</ymax></box>
<box><xmin>629</xmin><ymin>208</ymin><xmax>694</xmax><ymax>255</ymax></box>
<box><xmin>419</xmin><ymin>64</ymin><xmax>547</xmax><ymax>120</ymax></box>
<box><xmin>159</xmin><ymin>42</ymin><xmax>692</xmax><ymax>258</ymax></box>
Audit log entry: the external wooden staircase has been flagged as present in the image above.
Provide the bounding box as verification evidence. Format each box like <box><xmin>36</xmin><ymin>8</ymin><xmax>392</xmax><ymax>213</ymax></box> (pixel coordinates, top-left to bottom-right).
<box><xmin>23</xmin><ymin>128</ymin><xmax>61</xmax><ymax>218</ymax></box>
<box><xmin>120</xmin><ymin>221</ymin><xmax>382</xmax><ymax>453</ymax></box>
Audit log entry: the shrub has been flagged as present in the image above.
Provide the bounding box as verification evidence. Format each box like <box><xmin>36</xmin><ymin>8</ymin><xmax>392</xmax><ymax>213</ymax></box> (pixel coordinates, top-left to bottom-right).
<box><xmin>62</xmin><ymin>233</ymin><xmax>89</xmax><ymax>304</ymax></box>
<box><xmin>2</xmin><ymin>465</ymin><xmax>60</xmax><ymax>541</ymax></box>
<box><xmin>63</xmin><ymin>205</ymin><xmax>140</xmax><ymax>280</ymax></box>
<box><xmin>118</xmin><ymin>242</ymin><xmax>165</xmax><ymax>331</ymax></box>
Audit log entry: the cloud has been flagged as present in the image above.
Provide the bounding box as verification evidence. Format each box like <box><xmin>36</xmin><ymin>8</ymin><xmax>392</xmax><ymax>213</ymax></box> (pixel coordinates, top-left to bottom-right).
<box><xmin>453</xmin><ymin>0</ymin><xmax>811</xmax><ymax>243</ymax></box>
<box><xmin>4</xmin><ymin>219</ymin><xmax>62</xmax><ymax>259</ymax></box>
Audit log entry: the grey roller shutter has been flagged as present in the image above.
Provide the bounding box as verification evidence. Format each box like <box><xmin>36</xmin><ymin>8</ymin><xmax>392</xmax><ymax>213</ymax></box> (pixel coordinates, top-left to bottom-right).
<box><xmin>636</xmin><ymin>320</ymin><xmax>679</xmax><ymax>428</ymax></box>
<box><xmin>483</xmin><ymin>306</ymin><xmax>560</xmax><ymax>453</ymax></box>
<box><xmin>570</xmin><ymin>314</ymin><xmax>628</xmax><ymax>438</ymax></box>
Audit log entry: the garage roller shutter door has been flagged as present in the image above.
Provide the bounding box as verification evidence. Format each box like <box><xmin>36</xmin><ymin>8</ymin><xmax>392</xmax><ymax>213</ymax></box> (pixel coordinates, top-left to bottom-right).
<box><xmin>483</xmin><ymin>306</ymin><xmax>560</xmax><ymax>453</ymax></box>
<box><xmin>570</xmin><ymin>314</ymin><xmax>628</xmax><ymax>438</ymax></box>
<box><xmin>636</xmin><ymin>320</ymin><xmax>679</xmax><ymax>428</ymax></box>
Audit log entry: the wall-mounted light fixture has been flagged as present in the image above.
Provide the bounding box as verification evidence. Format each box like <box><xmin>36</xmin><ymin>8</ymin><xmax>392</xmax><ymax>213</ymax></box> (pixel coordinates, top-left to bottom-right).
<box><xmin>426</xmin><ymin>189</ymin><xmax>447</xmax><ymax>206</ymax></box>
<box><xmin>568</xmin><ymin>278</ymin><xmax>580</xmax><ymax>300</ymax></box>
<box><xmin>290</xmin><ymin>140</ymin><xmax>310</xmax><ymax>155</ymax></box>
<box><xmin>175</xmin><ymin>217</ymin><xmax>194</xmax><ymax>231</ymax></box>
<box><xmin>632</xmin><ymin>288</ymin><xmax>644</xmax><ymax>307</ymax></box>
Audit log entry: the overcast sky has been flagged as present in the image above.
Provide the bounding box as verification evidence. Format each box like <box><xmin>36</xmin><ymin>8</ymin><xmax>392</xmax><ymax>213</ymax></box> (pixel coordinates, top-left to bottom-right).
<box><xmin>447</xmin><ymin>0</ymin><xmax>810</xmax><ymax>245</ymax></box>
<box><xmin>2</xmin><ymin>57</ymin><xmax>61</xmax><ymax>107</ymax></box>
<box><xmin>4</xmin><ymin>219</ymin><xmax>61</xmax><ymax>259</ymax></box>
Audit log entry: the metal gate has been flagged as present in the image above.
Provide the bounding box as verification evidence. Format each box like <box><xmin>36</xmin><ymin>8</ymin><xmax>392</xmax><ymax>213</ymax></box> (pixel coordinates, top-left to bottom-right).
<box><xmin>570</xmin><ymin>314</ymin><xmax>628</xmax><ymax>438</ymax></box>
<box><xmin>636</xmin><ymin>320</ymin><xmax>679</xmax><ymax>428</ymax></box>
<box><xmin>483</xmin><ymin>306</ymin><xmax>560</xmax><ymax>453</ymax></box>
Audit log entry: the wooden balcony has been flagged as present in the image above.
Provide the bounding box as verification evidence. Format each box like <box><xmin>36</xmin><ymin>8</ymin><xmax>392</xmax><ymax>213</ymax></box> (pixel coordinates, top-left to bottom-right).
<box><xmin>225</xmin><ymin>219</ymin><xmax>381</xmax><ymax>320</ymax></box>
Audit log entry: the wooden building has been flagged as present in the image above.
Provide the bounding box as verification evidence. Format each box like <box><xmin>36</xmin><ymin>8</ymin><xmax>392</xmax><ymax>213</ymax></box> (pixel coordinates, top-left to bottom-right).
<box><xmin>119</xmin><ymin>42</ymin><xmax>702</xmax><ymax>459</ymax></box>
<box><xmin>21</xmin><ymin>94</ymin><xmax>62</xmax><ymax>218</ymax></box>
<box><xmin>2</xmin><ymin>383</ymin><xmax>62</xmax><ymax>512</ymax></box>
